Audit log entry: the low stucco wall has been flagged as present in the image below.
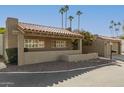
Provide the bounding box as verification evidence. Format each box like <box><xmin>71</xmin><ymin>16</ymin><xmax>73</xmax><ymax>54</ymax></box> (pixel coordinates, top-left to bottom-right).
<box><xmin>62</xmin><ymin>53</ymin><xmax>98</xmax><ymax>62</ymax></box>
<box><xmin>24</xmin><ymin>50</ymin><xmax>81</xmax><ymax>65</ymax></box>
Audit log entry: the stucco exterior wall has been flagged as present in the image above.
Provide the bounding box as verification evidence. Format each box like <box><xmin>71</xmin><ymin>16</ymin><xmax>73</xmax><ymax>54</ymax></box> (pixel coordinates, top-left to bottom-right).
<box><xmin>4</xmin><ymin>18</ymin><xmax>18</xmax><ymax>62</ymax></box>
<box><xmin>62</xmin><ymin>53</ymin><xmax>98</xmax><ymax>62</ymax></box>
<box><xmin>5</xmin><ymin>18</ymin><xmax>18</xmax><ymax>48</ymax></box>
<box><xmin>24</xmin><ymin>50</ymin><xmax>82</xmax><ymax>65</ymax></box>
<box><xmin>22</xmin><ymin>39</ymin><xmax>82</xmax><ymax>65</ymax></box>
<box><xmin>82</xmin><ymin>38</ymin><xmax>105</xmax><ymax>56</ymax></box>
<box><xmin>24</xmin><ymin>36</ymin><xmax>73</xmax><ymax>51</ymax></box>
<box><xmin>0</xmin><ymin>34</ymin><xmax>3</xmax><ymax>56</ymax></box>
<box><xmin>82</xmin><ymin>37</ymin><xmax>121</xmax><ymax>58</ymax></box>
<box><xmin>121</xmin><ymin>40</ymin><xmax>124</xmax><ymax>53</ymax></box>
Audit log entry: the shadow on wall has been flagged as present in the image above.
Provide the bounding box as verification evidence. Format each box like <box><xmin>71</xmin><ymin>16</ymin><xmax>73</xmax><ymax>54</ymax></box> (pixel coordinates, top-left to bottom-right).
<box><xmin>0</xmin><ymin>63</ymin><xmax>117</xmax><ymax>87</ymax></box>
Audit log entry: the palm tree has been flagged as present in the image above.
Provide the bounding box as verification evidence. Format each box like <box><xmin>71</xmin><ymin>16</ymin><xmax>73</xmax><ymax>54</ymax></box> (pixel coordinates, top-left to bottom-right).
<box><xmin>76</xmin><ymin>11</ymin><xmax>83</xmax><ymax>32</ymax></box>
<box><xmin>114</xmin><ymin>22</ymin><xmax>121</xmax><ymax>37</ymax></box>
<box><xmin>64</xmin><ymin>5</ymin><xmax>69</xmax><ymax>28</ymax></box>
<box><xmin>109</xmin><ymin>20</ymin><xmax>121</xmax><ymax>37</ymax></box>
<box><xmin>109</xmin><ymin>20</ymin><xmax>114</xmax><ymax>37</ymax></box>
<box><xmin>59</xmin><ymin>7</ymin><xmax>65</xmax><ymax>28</ymax></box>
<box><xmin>68</xmin><ymin>16</ymin><xmax>74</xmax><ymax>30</ymax></box>
<box><xmin>116</xmin><ymin>22</ymin><xmax>121</xmax><ymax>37</ymax></box>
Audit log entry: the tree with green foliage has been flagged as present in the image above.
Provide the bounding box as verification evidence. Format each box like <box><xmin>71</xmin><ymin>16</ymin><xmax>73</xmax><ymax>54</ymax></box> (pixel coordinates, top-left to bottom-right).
<box><xmin>0</xmin><ymin>27</ymin><xmax>5</xmax><ymax>34</ymax></box>
<box><xmin>76</xmin><ymin>11</ymin><xmax>83</xmax><ymax>31</ymax></box>
<box><xmin>64</xmin><ymin>5</ymin><xmax>69</xmax><ymax>28</ymax></box>
<box><xmin>59</xmin><ymin>7</ymin><xmax>65</xmax><ymax>28</ymax></box>
<box><xmin>120</xmin><ymin>35</ymin><xmax>124</xmax><ymax>39</ymax></box>
<box><xmin>109</xmin><ymin>20</ymin><xmax>121</xmax><ymax>37</ymax></box>
<box><xmin>79</xmin><ymin>30</ymin><xmax>95</xmax><ymax>45</ymax></box>
<box><xmin>68</xmin><ymin>16</ymin><xmax>74</xmax><ymax>29</ymax></box>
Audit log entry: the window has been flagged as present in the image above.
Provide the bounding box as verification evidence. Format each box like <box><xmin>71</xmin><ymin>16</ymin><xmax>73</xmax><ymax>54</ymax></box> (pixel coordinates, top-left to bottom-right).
<box><xmin>24</xmin><ymin>39</ymin><xmax>45</xmax><ymax>48</ymax></box>
<box><xmin>51</xmin><ymin>40</ymin><xmax>66</xmax><ymax>48</ymax></box>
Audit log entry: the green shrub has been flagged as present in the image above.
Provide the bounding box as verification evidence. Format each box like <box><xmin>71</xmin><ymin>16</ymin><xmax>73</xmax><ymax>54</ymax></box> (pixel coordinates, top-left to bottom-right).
<box><xmin>6</xmin><ymin>48</ymin><xmax>28</xmax><ymax>64</ymax></box>
<box><xmin>0</xmin><ymin>27</ymin><xmax>5</xmax><ymax>34</ymax></box>
<box><xmin>6</xmin><ymin>48</ymin><xmax>18</xmax><ymax>64</ymax></box>
<box><xmin>72</xmin><ymin>39</ymin><xmax>78</xmax><ymax>50</ymax></box>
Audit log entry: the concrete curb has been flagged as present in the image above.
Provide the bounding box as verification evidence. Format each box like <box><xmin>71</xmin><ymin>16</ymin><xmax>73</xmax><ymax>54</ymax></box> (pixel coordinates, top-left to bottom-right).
<box><xmin>0</xmin><ymin>62</ymin><xmax>114</xmax><ymax>74</ymax></box>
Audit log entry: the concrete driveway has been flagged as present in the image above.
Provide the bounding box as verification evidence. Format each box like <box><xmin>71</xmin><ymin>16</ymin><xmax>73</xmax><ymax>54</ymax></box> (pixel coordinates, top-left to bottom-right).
<box><xmin>113</xmin><ymin>54</ymin><xmax>124</xmax><ymax>61</ymax></box>
<box><xmin>53</xmin><ymin>60</ymin><xmax>124</xmax><ymax>87</ymax></box>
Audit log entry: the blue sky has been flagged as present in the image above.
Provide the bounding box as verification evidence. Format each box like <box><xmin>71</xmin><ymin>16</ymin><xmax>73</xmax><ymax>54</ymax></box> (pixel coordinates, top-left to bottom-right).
<box><xmin>0</xmin><ymin>5</ymin><xmax>124</xmax><ymax>36</ymax></box>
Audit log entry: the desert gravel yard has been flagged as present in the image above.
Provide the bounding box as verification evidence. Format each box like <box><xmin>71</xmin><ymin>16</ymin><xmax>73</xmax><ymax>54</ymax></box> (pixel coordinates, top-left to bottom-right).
<box><xmin>0</xmin><ymin>58</ymin><xmax>113</xmax><ymax>72</ymax></box>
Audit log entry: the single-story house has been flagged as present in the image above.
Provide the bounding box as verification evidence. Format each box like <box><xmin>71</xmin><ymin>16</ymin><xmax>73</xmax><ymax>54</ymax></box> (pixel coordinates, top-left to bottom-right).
<box><xmin>82</xmin><ymin>35</ymin><xmax>121</xmax><ymax>58</ymax></box>
<box><xmin>3</xmin><ymin>17</ymin><xmax>98</xmax><ymax>66</ymax></box>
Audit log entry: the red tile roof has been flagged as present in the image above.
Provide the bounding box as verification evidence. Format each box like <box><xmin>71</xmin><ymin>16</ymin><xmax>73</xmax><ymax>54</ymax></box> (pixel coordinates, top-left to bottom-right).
<box><xmin>17</xmin><ymin>22</ymin><xmax>83</xmax><ymax>38</ymax></box>
<box><xmin>97</xmin><ymin>35</ymin><xmax>121</xmax><ymax>41</ymax></box>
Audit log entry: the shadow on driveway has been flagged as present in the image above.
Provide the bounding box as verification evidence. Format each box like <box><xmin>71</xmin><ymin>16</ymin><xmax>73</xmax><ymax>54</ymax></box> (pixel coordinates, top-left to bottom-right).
<box><xmin>0</xmin><ymin>63</ymin><xmax>116</xmax><ymax>87</ymax></box>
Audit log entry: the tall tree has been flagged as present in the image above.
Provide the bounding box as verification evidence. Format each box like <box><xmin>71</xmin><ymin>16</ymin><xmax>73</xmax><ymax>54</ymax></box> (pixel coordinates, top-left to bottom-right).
<box><xmin>64</xmin><ymin>5</ymin><xmax>69</xmax><ymax>28</ymax></box>
<box><xmin>109</xmin><ymin>20</ymin><xmax>114</xmax><ymax>37</ymax></box>
<box><xmin>109</xmin><ymin>20</ymin><xmax>121</xmax><ymax>37</ymax></box>
<box><xmin>116</xmin><ymin>22</ymin><xmax>121</xmax><ymax>37</ymax></box>
<box><xmin>68</xmin><ymin>16</ymin><xmax>74</xmax><ymax>30</ymax></box>
<box><xmin>59</xmin><ymin>7</ymin><xmax>65</xmax><ymax>28</ymax></box>
<box><xmin>76</xmin><ymin>11</ymin><xmax>83</xmax><ymax>32</ymax></box>
<box><xmin>79</xmin><ymin>30</ymin><xmax>95</xmax><ymax>45</ymax></box>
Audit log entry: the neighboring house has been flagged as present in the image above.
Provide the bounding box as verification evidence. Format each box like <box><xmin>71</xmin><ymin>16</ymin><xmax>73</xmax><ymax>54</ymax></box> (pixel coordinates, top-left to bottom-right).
<box><xmin>82</xmin><ymin>35</ymin><xmax>121</xmax><ymax>58</ymax></box>
<box><xmin>4</xmin><ymin>17</ymin><xmax>84</xmax><ymax>65</ymax></box>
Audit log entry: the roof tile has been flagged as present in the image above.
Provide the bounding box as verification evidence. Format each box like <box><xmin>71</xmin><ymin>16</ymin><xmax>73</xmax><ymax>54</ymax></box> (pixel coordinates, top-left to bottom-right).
<box><xmin>18</xmin><ymin>22</ymin><xmax>83</xmax><ymax>38</ymax></box>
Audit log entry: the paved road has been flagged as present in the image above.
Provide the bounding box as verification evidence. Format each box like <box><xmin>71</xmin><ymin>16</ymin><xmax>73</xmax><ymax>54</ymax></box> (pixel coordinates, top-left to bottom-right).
<box><xmin>53</xmin><ymin>60</ymin><xmax>124</xmax><ymax>87</ymax></box>
<box><xmin>0</xmin><ymin>60</ymin><xmax>123</xmax><ymax>87</ymax></box>
<box><xmin>0</xmin><ymin>64</ymin><xmax>110</xmax><ymax>87</ymax></box>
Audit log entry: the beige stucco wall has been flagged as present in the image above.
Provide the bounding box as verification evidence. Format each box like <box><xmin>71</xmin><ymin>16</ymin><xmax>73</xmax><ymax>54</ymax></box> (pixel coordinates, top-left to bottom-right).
<box><xmin>24</xmin><ymin>50</ymin><xmax>82</xmax><ymax>65</ymax></box>
<box><xmin>121</xmin><ymin>40</ymin><xmax>124</xmax><ymax>53</ymax></box>
<box><xmin>5</xmin><ymin>18</ymin><xmax>18</xmax><ymax>48</ymax></box>
<box><xmin>0</xmin><ymin>34</ymin><xmax>3</xmax><ymax>56</ymax></box>
<box><xmin>62</xmin><ymin>53</ymin><xmax>98</xmax><ymax>62</ymax></box>
<box><xmin>82</xmin><ymin>37</ymin><xmax>121</xmax><ymax>58</ymax></box>
<box><xmin>18</xmin><ymin>31</ymin><xmax>24</xmax><ymax>66</ymax></box>
<box><xmin>82</xmin><ymin>38</ymin><xmax>105</xmax><ymax>57</ymax></box>
<box><xmin>4</xmin><ymin>18</ymin><xmax>18</xmax><ymax>62</ymax></box>
<box><xmin>24</xmin><ymin>36</ymin><xmax>73</xmax><ymax>51</ymax></box>
<box><xmin>24</xmin><ymin>39</ymin><xmax>82</xmax><ymax>65</ymax></box>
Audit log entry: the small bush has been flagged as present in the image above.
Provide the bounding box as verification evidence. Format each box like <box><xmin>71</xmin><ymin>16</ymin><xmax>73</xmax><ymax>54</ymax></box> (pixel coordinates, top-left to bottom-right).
<box><xmin>6</xmin><ymin>48</ymin><xmax>18</xmax><ymax>64</ymax></box>
<box><xmin>6</xmin><ymin>48</ymin><xmax>28</xmax><ymax>64</ymax></box>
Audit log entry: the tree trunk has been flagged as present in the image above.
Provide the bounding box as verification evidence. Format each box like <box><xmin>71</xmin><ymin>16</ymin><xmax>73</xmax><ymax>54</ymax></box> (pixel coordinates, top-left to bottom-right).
<box><xmin>78</xmin><ymin>15</ymin><xmax>80</xmax><ymax>32</ymax></box>
<box><xmin>62</xmin><ymin>14</ymin><xmax>63</xmax><ymax>28</ymax></box>
<box><xmin>70</xmin><ymin>21</ymin><xmax>72</xmax><ymax>29</ymax></box>
<box><xmin>65</xmin><ymin>12</ymin><xmax>67</xmax><ymax>28</ymax></box>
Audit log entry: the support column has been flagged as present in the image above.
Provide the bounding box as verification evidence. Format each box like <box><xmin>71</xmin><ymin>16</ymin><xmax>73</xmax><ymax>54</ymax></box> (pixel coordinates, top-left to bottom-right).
<box><xmin>18</xmin><ymin>32</ymin><xmax>24</xmax><ymax>65</ymax></box>
<box><xmin>78</xmin><ymin>39</ymin><xmax>82</xmax><ymax>53</ymax></box>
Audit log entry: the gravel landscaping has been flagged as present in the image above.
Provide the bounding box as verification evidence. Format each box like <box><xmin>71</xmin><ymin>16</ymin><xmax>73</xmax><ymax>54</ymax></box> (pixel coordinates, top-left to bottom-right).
<box><xmin>0</xmin><ymin>58</ymin><xmax>114</xmax><ymax>72</ymax></box>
